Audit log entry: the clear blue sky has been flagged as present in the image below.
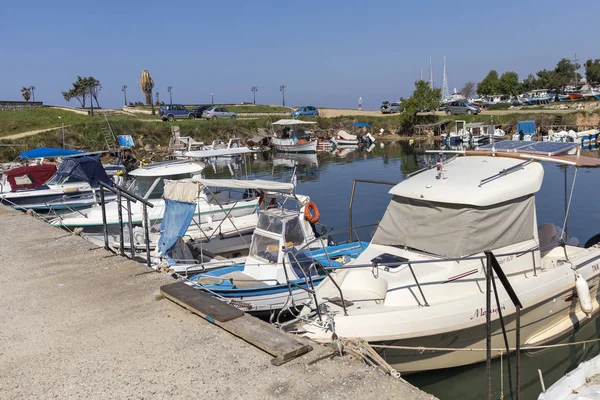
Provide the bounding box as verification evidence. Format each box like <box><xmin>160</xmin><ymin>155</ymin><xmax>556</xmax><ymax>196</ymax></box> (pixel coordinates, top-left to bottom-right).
<box><xmin>1</xmin><ymin>0</ymin><xmax>598</xmax><ymax>110</ymax></box>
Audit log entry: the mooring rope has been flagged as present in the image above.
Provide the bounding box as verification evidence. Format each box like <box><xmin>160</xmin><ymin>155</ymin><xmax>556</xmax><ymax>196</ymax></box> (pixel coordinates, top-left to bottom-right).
<box><xmin>367</xmin><ymin>336</ymin><xmax>600</xmax><ymax>353</ymax></box>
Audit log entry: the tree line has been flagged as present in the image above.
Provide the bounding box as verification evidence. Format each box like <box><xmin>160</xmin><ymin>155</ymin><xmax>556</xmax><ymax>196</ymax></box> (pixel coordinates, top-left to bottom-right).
<box><xmin>465</xmin><ymin>57</ymin><xmax>600</xmax><ymax>98</ymax></box>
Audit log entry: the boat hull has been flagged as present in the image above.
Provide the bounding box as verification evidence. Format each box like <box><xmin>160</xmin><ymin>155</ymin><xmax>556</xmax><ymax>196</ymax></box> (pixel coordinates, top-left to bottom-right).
<box><xmin>272</xmin><ymin>139</ymin><xmax>317</xmax><ymax>154</ymax></box>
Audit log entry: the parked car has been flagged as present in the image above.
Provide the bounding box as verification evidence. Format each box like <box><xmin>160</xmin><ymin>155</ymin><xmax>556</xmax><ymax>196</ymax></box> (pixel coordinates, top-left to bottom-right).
<box><xmin>192</xmin><ymin>105</ymin><xmax>213</xmax><ymax>118</ymax></box>
<box><xmin>291</xmin><ymin>106</ymin><xmax>319</xmax><ymax>118</ymax></box>
<box><xmin>380</xmin><ymin>101</ymin><xmax>401</xmax><ymax>114</ymax></box>
<box><xmin>159</xmin><ymin>104</ymin><xmax>196</xmax><ymax>121</ymax></box>
<box><xmin>442</xmin><ymin>101</ymin><xmax>481</xmax><ymax>115</ymax></box>
<box><xmin>202</xmin><ymin>106</ymin><xmax>237</xmax><ymax>120</ymax></box>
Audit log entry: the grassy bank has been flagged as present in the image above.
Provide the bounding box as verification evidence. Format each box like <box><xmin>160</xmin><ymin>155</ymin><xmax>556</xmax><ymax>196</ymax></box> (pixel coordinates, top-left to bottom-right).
<box><xmin>0</xmin><ymin>108</ymin><xmax>101</xmax><ymax>137</ymax></box>
<box><xmin>0</xmin><ymin>108</ymin><xmax>594</xmax><ymax>163</ymax></box>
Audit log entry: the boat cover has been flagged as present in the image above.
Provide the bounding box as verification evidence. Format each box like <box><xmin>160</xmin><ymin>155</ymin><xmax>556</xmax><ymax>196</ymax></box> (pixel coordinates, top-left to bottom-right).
<box><xmin>372</xmin><ymin>195</ymin><xmax>535</xmax><ymax>258</ymax></box>
<box><xmin>157</xmin><ymin>199</ymin><xmax>196</xmax><ymax>256</ymax></box>
<box><xmin>53</xmin><ymin>156</ymin><xmax>112</xmax><ymax>188</ymax></box>
<box><xmin>517</xmin><ymin>120</ymin><xmax>536</xmax><ymax>135</ymax></box>
<box><xmin>4</xmin><ymin>164</ymin><xmax>57</xmax><ymax>190</ymax></box>
<box><xmin>272</xmin><ymin>119</ymin><xmax>317</xmax><ymax>126</ymax></box>
<box><xmin>336</xmin><ymin>131</ymin><xmax>357</xmax><ymax>140</ymax></box>
<box><xmin>19</xmin><ymin>147</ymin><xmax>85</xmax><ymax>159</ymax></box>
<box><xmin>348</xmin><ymin>122</ymin><xmax>372</xmax><ymax>127</ymax></box>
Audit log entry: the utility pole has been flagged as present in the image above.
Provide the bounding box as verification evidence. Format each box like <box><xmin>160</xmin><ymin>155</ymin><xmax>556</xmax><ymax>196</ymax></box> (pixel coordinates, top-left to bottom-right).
<box><xmin>30</xmin><ymin>86</ymin><xmax>35</xmax><ymax>102</ymax></box>
<box><xmin>211</xmin><ymin>93</ymin><xmax>214</xmax><ymax>105</ymax></box>
<box><xmin>280</xmin><ymin>85</ymin><xmax>286</xmax><ymax>106</ymax></box>
<box><xmin>122</xmin><ymin>85</ymin><xmax>128</xmax><ymax>106</ymax></box>
<box><xmin>167</xmin><ymin>86</ymin><xmax>173</xmax><ymax>104</ymax></box>
<box><xmin>251</xmin><ymin>86</ymin><xmax>257</xmax><ymax>104</ymax></box>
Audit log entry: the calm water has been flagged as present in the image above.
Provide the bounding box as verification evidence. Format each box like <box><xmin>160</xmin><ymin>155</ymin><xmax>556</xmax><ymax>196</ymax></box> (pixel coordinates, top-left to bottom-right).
<box><xmin>203</xmin><ymin>142</ymin><xmax>600</xmax><ymax>400</ymax></box>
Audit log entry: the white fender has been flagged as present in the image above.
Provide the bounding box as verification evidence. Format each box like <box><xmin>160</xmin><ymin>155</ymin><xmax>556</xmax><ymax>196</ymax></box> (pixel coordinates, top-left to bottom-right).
<box><xmin>576</xmin><ymin>274</ymin><xmax>593</xmax><ymax>314</ymax></box>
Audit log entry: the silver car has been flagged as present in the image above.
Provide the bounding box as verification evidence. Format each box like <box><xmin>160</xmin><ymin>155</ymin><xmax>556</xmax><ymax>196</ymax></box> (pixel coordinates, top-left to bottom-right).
<box><xmin>380</xmin><ymin>101</ymin><xmax>400</xmax><ymax>114</ymax></box>
<box><xmin>202</xmin><ymin>106</ymin><xmax>238</xmax><ymax>120</ymax></box>
<box><xmin>442</xmin><ymin>101</ymin><xmax>481</xmax><ymax>115</ymax></box>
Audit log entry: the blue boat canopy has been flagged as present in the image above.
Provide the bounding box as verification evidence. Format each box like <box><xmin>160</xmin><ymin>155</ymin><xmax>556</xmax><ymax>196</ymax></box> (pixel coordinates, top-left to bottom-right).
<box><xmin>53</xmin><ymin>155</ymin><xmax>112</xmax><ymax>188</ymax></box>
<box><xmin>516</xmin><ymin>120</ymin><xmax>536</xmax><ymax>135</ymax></box>
<box><xmin>348</xmin><ymin>122</ymin><xmax>372</xmax><ymax>127</ymax></box>
<box><xmin>19</xmin><ymin>147</ymin><xmax>85</xmax><ymax>159</ymax></box>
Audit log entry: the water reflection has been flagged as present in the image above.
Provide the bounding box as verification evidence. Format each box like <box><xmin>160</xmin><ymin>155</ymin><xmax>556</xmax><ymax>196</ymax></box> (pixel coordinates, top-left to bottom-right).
<box><xmin>202</xmin><ymin>141</ymin><xmax>600</xmax><ymax>400</ymax></box>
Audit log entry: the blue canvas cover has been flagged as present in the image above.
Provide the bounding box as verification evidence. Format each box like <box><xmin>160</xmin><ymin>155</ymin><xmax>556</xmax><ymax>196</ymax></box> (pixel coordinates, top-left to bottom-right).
<box><xmin>348</xmin><ymin>122</ymin><xmax>372</xmax><ymax>127</ymax></box>
<box><xmin>54</xmin><ymin>156</ymin><xmax>112</xmax><ymax>187</ymax></box>
<box><xmin>157</xmin><ymin>199</ymin><xmax>196</xmax><ymax>255</ymax></box>
<box><xmin>118</xmin><ymin>135</ymin><xmax>135</xmax><ymax>148</ymax></box>
<box><xmin>517</xmin><ymin>120</ymin><xmax>536</xmax><ymax>135</ymax></box>
<box><xmin>19</xmin><ymin>147</ymin><xmax>85</xmax><ymax>159</ymax></box>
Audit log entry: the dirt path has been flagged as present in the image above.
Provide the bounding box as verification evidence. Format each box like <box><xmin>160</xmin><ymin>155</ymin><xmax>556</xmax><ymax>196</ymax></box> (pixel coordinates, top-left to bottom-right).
<box><xmin>0</xmin><ymin>125</ymin><xmax>68</xmax><ymax>141</ymax></box>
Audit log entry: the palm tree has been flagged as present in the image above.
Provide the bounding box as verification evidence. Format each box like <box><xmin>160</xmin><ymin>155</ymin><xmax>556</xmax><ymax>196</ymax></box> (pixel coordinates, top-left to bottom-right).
<box><xmin>21</xmin><ymin>87</ymin><xmax>31</xmax><ymax>102</ymax></box>
<box><xmin>140</xmin><ymin>69</ymin><xmax>155</xmax><ymax>115</ymax></box>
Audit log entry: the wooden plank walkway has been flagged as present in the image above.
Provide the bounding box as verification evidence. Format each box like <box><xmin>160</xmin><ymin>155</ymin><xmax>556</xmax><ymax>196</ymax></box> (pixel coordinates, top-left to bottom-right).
<box><xmin>160</xmin><ymin>281</ymin><xmax>313</xmax><ymax>365</ymax></box>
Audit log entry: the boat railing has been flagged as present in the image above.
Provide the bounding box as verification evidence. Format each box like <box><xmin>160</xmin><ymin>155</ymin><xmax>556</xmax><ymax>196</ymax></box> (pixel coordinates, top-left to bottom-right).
<box><xmin>347</xmin><ymin>178</ymin><xmax>398</xmax><ymax>242</ymax></box>
<box><xmin>98</xmin><ymin>181</ymin><xmax>154</xmax><ymax>267</ymax></box>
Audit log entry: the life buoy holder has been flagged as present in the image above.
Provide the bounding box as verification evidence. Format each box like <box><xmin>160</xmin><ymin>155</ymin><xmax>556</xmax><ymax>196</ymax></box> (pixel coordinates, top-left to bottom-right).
<box><xmin>304</xmin><ymin>201</ymin><xmax>320</xmax><ymax>224</ymax></box>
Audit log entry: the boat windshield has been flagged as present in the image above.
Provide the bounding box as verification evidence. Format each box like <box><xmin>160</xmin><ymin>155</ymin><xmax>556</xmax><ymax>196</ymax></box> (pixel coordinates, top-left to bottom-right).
<box><xmin>127</xmin><ymin>173</ymin><xmax>193</xmax><ymax>199</ymax></box>
<box><xmin>46</xmin><ymin>173</ymin><xmax>86</xmax><ymax>185</ymax></box>
<box><xmin>257</xmin><ymin>213</ymin><xmax>284</xmax><ymax>234</ymax></box>
<box><xmin>249</xmin><ymin>233</ymin><xmax>280</xmax><ymax>264</ymax></box>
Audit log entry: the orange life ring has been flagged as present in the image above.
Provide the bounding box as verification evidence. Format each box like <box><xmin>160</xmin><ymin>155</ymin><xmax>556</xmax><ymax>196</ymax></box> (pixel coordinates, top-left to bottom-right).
<box><xmin>304</xmin><ymin>201</ymin><xmax>320</xmax><ymax>224</ymax></box>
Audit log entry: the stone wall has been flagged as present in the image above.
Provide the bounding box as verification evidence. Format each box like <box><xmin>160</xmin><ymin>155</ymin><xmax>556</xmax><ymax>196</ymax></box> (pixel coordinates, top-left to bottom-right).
<box><xmin>0</xmin><ymin>101</ymin><xmax>43</xmax><ymax>111</ymax></box>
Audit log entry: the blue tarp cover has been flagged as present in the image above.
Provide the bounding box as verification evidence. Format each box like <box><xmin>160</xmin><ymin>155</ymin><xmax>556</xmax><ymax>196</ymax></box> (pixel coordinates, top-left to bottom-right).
<box><xmin>54</xmin><ymin>155</ymin><xmax>112</xmax><ymax>187</ymax></box>
<box><xmin>348</xmin><ymin>122</ymin><xmax>372</xmax><ymax>127</ymax></box>
<box><xmin>157</xmin><ymin>199</ymin><xmax>196</xmax><ymax>255</ymax></box>
<box><xmin>517</xmin><ymin>120</ymin><xmax>536</xmax><ymax>135</ymax></box>
<box><xmin>20</xmin><ymin>147</ymin><xmax>85</xmax><ymax>159</ymax></box>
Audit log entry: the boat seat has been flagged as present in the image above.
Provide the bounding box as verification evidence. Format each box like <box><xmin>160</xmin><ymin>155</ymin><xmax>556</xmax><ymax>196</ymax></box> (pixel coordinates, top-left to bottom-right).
<box><xmin>219</xmin><ymin>271</ymin><xmax>268</xmax><ymax>288</ymax></box>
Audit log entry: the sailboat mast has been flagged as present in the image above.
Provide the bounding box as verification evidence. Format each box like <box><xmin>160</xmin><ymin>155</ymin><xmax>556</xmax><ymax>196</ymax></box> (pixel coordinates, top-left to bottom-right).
<box><xmin>442</xmin><ymin>56</ymin><xmax>450</xmax><ymax>99</ymax></box>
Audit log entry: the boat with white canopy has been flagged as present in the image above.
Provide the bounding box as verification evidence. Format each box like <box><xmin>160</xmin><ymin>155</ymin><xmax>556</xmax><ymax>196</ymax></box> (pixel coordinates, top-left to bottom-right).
<box><xmin>50</xmin><ymin>161</ymin><xmax>259</xmax><ymax>251</ymax></box>
<box><xmin>291</xmin><ymin>141</ymin><xmax>600</xmax><ymax>374</ymax></box>
<box><xmin>270</xmin><ymin>119</ymin><xmax>318</xmax><ymax>153</ymax></box>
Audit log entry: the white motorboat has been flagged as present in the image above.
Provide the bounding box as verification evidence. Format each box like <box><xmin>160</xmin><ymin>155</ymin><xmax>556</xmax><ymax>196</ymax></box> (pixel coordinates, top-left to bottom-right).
<box><xmin>271</xmin><ymin>119</ymin><xmax>318</xmax><ymax>153</ymax></box>
<box><xmin>330</xmin><ymin>130</ymin><xmax>376</xmax><ymax>147</ymax></box>
<box><xmin>295</xmin><ymin>141</ymin><xmax>600</xmax><ymax>374</ymax></box>
<box><xmin>0</xmin><ymin>155</ymin><xmax>115</xmax><ymax>212</ymax></box>
<box><xmin>50</xmin><ymin>161</ymin><xmax>259</xmax><ymax>252</ymax></box>
<box><xmin>164</xmin><ymin>186</ymin><xmax>368</xmax><ymax>315</ymax></box>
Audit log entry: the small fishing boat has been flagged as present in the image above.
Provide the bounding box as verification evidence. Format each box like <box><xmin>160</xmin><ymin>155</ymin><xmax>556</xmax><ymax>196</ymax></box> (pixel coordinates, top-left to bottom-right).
<box><xmin>294</xmin><ymin>141</ymin><xmax>600</xmax><ymax>374</ymax></box>
<box><xmin>270</xmin><ymin>119</ymin><xmax>318</xmax><ymax>153</ymax></box>
<box><xmin>512</xmin><ymin>120</ymin><xmax>537</xmax><ymax>141</ymax></box>
<box><xmin>51</xmin><ymin>161</ymin><xmax>260</xmax><ymax>252</ymax></box>
<box><xmin>0</xmin><ymin>155</ymin><xmax>114</xmax><ymax>212</ymax></box>
<box><xmin>171</xmin><ymin>189</ymin><xmax>367</xmax><ymax>314</ymax></box>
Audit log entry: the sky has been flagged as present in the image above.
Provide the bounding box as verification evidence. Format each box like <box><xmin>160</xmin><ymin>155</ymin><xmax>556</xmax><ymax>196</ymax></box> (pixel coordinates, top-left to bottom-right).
<box><xmin>1</xmin><ymin>0</ymin><xmax>599</xmax><ymax>110</ymax></box>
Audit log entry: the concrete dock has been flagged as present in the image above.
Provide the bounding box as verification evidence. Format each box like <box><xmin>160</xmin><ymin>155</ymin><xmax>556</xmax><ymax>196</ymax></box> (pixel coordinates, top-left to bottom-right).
<box><xmin>0</xmin><ymin>206</ymin><xmax>436</xmax><ymax>400</ymax></box>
